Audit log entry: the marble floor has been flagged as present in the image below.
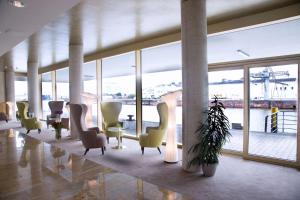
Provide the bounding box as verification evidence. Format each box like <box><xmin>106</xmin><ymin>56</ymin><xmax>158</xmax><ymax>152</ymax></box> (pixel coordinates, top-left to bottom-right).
<box><xmin>1</xmin><ymin>124</ymin><xmax>300</xmax><ymax>200</ymax></box>
<box><xmin>1</xmin><ymin>120</ymin><xmax>297</xmax><ymax>161</ymax></box>
<box><xmin>0</xmin><ymin>130</ymin><xmax>190</xmax><ymax>200</ymax></box>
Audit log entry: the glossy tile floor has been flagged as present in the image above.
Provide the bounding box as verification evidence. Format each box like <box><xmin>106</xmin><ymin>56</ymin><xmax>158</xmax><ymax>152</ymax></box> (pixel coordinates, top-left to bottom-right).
<box><xmin>0</xmin><ymin>130</ymin><xmax>190</xmax><ymax>200</ymax></box>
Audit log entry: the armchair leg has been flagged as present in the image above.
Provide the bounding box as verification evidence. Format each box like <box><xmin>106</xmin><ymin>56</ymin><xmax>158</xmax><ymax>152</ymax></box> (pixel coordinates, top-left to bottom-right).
<box><xmin>120</xmin><ymin>137</ymin><xmax>123</xmax><ymax>143</ymax></box>
<box><xmin>84</xmin><ymin>148</ymin><xmax>89</xmax><ymax>156</ymax></box>
<box><xmin>157</xmin><ymin>147</ymin><xmax>161</xmax><ymax>154</ymax></box>
<box><xmin>107</xmin><ymin>137</ymin><xmax>109</xmax><ymax>144</ymax></box>
<box><xmin>101</xmin><ymin>147</ymin><xmax>104</xmax><ymax>155</ymax></box>
<box><xmin>104</xmin><ymin>146</ymin><xmax>106</xmax><ymax>151</ymax></box>
<box><xmin>26</xmin><ymin>130</ymin><xmax>30</xmax><ymax>134</ymax></box>
<box><xmin>141</xmin><ymin>147</ymin><xmax>144</xmax><ymax>155</ymax></box>
<box><xmin>38</xmin><ymin>129</ymin><xmax>41</xmax><ymax>134</ymax></box>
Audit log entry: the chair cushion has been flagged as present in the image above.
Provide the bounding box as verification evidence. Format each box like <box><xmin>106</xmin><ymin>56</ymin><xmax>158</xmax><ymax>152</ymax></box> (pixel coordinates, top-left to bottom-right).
<box><xmin>95</xmin><ymin>134</ymin><xmax>107</xmax><ymax>147</ymax></box>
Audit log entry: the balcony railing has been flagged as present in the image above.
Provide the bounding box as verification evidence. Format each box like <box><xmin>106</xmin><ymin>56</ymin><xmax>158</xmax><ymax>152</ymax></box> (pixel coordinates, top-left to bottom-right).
<box><xmin>264</xmin><ymin>110</ymin><xmax>297</xmax><ymax>133</ymax></box>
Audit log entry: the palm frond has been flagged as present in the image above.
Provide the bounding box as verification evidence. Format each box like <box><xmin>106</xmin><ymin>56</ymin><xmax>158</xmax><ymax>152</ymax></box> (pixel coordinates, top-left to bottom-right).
<box><xmin>189</xmin><ymin>96</ymin><xmax>231</xmax><ymax>166</ymax></box>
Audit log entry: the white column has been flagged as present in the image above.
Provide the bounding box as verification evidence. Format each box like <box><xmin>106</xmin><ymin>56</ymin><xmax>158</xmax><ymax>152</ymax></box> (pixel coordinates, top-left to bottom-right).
<box><xmin>5</xmin><ymin>68</ymin><xmax>15</xmax><ymax>119</ymax></box>
<box><xmin>69</xmin><ymin>44</ymin><xmax>83</xmax><ymax>139</ymax></box>
<box><xmin>181</xmin><ymin>0</ymin><xmax>208</xmax><ymax>172</ymax></box>
<box><xmin>27</xmin><ymin>62</ymin><xmax>40</xmax><ymax>118</ymax></box>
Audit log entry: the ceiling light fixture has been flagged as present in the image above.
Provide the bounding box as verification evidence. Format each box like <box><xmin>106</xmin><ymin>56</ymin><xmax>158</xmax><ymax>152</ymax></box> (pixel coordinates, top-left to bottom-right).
<box><xmin>8</xmin><ymin>0</ymin><xmax>25</xmax><ymax>8</ymax></box>
<box><xmin>237</xmin><ymin>49</ymin><xmax>250</xmax><ymax>58</ymax></box>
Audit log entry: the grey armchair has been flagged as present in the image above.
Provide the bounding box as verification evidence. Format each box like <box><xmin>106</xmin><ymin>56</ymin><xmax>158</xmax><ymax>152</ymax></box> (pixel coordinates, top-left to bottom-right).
<box><xmin>70</xmin><ymin>103</ymin><xmax>106</xmax><ymax>155</ymax></box>
<box><xmin>0</xmin><ymin>102</ymin><xmax>13</xmax><ymax>122</ymax></box>
<box><xmin>47</xmin><ymin>101</ymin><xmax>69</xmax><ymax>130</ymax></box>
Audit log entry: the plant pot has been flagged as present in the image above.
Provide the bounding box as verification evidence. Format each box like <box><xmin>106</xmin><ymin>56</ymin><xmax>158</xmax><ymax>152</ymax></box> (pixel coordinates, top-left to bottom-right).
<box><xmin>55</xmin><ymin>128</ymin><xmax>62</xmax><ymax>140</ymax></box>
<box><xmin>202</xmin><ymin>163</ymin><xmax>218</xmax><ymax>177</ymax></box>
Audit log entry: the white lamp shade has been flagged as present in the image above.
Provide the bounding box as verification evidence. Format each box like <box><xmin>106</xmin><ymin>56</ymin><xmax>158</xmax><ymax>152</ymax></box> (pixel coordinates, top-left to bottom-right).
<box><xmin>161</xmin><ymin>90</ymin><xmax>182</xmax><ymax>163</ymax></box>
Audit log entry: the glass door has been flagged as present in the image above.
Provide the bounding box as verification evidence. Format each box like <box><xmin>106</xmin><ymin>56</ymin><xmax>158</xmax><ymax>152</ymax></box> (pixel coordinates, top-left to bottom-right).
<box><xmin>208</xmin><ymin>68</ymin><xmax>244</xmax><ymax>152</ymax></box>
<box><xmin>248</xmin><ymin>64</ymin><xmax>298</xmax><ymax>161</ymax></box>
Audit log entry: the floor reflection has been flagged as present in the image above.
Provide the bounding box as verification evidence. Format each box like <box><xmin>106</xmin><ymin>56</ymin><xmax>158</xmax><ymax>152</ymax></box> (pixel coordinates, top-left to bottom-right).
<box><xmin>0</xmin><ymin>129</ymin><xmax>190</xmax><ymax>200</ymax></box>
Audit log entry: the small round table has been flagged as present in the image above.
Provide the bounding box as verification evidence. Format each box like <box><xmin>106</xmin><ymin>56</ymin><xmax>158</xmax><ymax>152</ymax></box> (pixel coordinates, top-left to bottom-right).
<box><xmin>107</xmin><ymin>127</ymin><xmax>125</xmax><ymax>149</ymax></box>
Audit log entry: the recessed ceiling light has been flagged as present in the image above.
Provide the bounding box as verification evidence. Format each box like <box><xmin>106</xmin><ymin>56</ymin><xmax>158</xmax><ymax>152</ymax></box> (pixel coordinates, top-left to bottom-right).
<box><xmin>237</xmin><ymin>49</ymin><xmax>250</xmax><ymax>58</ymax></box>
<box><xmin>8</xmin><ymin>0</ymin><xmax>25</xmax><ymax>8</ymax></box>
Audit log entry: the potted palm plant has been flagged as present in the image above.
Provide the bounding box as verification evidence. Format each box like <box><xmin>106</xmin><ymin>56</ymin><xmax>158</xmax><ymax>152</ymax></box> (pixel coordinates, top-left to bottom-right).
<box><xmin>189</xmin><ymin>96</ymin><xmax>231</xmax><ymax>177</ymax></box>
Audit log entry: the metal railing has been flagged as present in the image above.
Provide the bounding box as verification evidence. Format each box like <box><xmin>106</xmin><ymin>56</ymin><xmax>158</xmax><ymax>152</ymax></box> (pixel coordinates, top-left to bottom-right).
<box><xmin>264</xmin><ymin>111</ymin><xmax>297</xmax><ymax>133</ymax></box>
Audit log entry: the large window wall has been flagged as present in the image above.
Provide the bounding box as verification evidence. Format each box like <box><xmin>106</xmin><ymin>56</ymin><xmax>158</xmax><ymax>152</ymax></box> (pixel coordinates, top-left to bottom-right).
<box><xmin>209</xmin><ymin>62</ymin><xmax>299</xmax><ymax>166</ymax></box>
<box><xmin>208</xmin><ymin>69</ymin><xmax>244</xmax><ymax>152</ymax></box>
<box><xmin>41</xmin><ymin>72</ymin><xmax>53</xmax><ymax>119</ymax></box>
<box><xmin>142</xmin><ymin>42</ymin><xmax>182</xmax><ymax>143</ymax></box>
<box><xmin>39</xmin><ymin>45</ymin><xmax>300</xmax><ymax>168</ymax></box>
<box><xmin>249</xmin><ymin>64</ymin><xmax>298</xmax><ymax>161</ymax></box>
<box><xmin>56</xmin><ymin>68</ymin><xmax>69</xmax><ymax>117</ymax></box>
<box><xmin>102</xmin><ymin>52</ymin><xmax>136</xmax><ymax>136</ymax></box>
<box><xmin>83</xmin><ymin>61</ymin><xmax>97</xmax><ymax>126</ymax></box>
<box><xmin>15</xmin><ymin>76</ymin><xmax>28</xmax><ymax>102</ymax></box>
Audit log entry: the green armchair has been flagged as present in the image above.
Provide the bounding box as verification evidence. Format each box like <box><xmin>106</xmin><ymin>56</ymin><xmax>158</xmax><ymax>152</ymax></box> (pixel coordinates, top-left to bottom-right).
<box><xmin>16</xmin><ymin>101</ymin><xmax>42</xmax><ymax>134</ymax></box>
<box><xmin>139</xmin><ymin>102</ymin><xmax>168</xmax><ymax>154</ymax></box>
<box><xmin>100</xmin><ymin>102</ymin><xmax>123</xmax><ymax>144</ymax></box>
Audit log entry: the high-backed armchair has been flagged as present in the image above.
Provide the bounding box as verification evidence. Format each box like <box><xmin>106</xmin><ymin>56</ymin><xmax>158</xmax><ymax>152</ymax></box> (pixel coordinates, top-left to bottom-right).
<box><xmin>100</xmin><ymin>102</ymin><xmax>123</xmax><ymax>144</ymax></box>
<box><xmin>139</xmin><ymin>102</ymin><xmax>168</xmax><ymax>154</ymax></box>
<box><xmin>70</xmin><ymin>103</ymin><xmax>106</xmax><ymax>155</ymax></box>
<box><xmin>47</xmin><ymin>101</ymin><xmax>69</xmax><ymax>130</ymax></box>
<box><xmin>0</xmin><ymin>102</ymin><xmax>13</xmax><ymax>122</ymax></box>
<box><xmin>16</xmin><ymin>101</ymin><xmax>42</xmax><ymax>134</ymax></box>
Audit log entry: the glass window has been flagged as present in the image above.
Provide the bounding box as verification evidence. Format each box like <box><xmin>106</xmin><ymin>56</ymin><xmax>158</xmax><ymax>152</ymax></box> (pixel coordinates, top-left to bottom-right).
<box><xmin>41</xmin><ymin>72</ymin><xmax>53</xmax><ymax>119</ymax></box>
<box><xmin>249</xmin><ymin>64</ymin><xmax>298</xmax><ymax>161</ymax></box>
<box><xmin>208</xmin><ymin>69</ymin><xmax>244</xmax><ymax>152</ymax></box>
<box><xmin>83</xmin><ymin>61</ymin><xmax>97</xmax><ymax>126</ymax></box>
<box><xmin>15</xmin><ymin>76</ymin><xmax>28</xmax><ymax>101</ymax></box>
<box><xmin>102</xmin><ymin>52</ymin><xmax>136</xmax><ymax>136</ymax></box>
<box><xmin>56</xmin><ymin>68</ymin><xmax>69</xmax><ymax>117</ymax></box>
<box><xmin>142</xmin><ymin>42</ymin><xmax>182</xmax><ymax>143</ymax></box>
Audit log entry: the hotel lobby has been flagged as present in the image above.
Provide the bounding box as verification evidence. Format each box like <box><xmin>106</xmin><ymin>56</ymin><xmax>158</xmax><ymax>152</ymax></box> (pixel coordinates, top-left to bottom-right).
<box><xmin>1</xmin><ymin>0</ymin><xmax>300</xmax><ymax>199</ymax></box>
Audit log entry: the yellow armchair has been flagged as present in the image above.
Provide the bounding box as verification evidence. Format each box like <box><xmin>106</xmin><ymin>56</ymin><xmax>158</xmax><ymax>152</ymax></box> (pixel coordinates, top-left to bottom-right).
<box><xmin>16</xmin><ymin>101</ymin><xmax>42</xmax><ymax>134</ymax></box>
<box><xmin>139</xmin><ymin>102</ymin><xmax>168</xmax><ymax>154</ymax></box>
<box><xmin>100</xmin><ymin>102</ymin><xmax>123</xmax><ymax>144</ymax></box>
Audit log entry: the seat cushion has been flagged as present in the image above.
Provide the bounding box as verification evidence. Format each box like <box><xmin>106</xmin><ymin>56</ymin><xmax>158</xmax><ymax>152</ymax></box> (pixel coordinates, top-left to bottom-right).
<box><xmin>139</xmin><ymin>134</ymin><xmax>149</xmax><ymax>147</ymax></box>
<box><xmin>95</xmin><ymin>134</ymin><xmax>107</xmax><ymax>147</ymax></box>
<box><xmin>105</xmin><ymin>127</ymin><xmax>123</xmax><ymax>138</ymax></box>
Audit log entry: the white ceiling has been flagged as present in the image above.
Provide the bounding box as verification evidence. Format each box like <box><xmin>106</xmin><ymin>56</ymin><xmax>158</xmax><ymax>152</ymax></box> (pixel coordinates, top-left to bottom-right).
<box><xmin>41</xmin><ymin>17</ymin><xmax>300</xmax><ymax>82</ymax></box>
<box><xmin>0</xmin><ymin>0</ymin><xmax>299</xmax><ymax>72</ymax></box>
<box><xmin>0</xmin><ymin>0</ymin><xmax>81</xmax><ymax>58</ymax></box>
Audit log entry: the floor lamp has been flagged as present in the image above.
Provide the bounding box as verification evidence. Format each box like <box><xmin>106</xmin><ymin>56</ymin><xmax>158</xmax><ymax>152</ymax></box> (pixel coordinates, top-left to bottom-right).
<box><xmin>161</xmin><ymin>90</ymin><xmax>182</xmax><ymax>163</ymax></box>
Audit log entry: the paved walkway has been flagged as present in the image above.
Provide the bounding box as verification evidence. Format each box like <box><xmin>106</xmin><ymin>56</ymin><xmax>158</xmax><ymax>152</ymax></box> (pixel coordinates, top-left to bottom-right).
<box><xmin>225</xmin><ymin>129</ymin><xmax>297</xmax><ymax>161</ymax></box>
